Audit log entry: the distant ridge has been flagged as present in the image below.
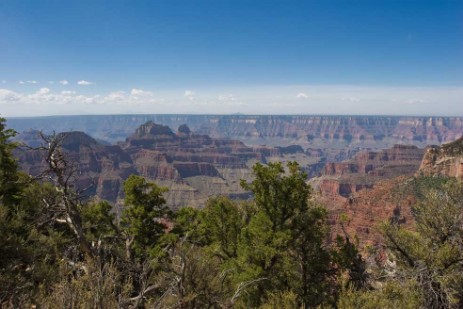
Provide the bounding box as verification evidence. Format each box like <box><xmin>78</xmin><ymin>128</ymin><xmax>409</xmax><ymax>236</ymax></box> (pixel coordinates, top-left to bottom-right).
<box><xmin>7</xmin><ymin>115</ymin><xmax>463</xmax><ymax>149</ymax></box>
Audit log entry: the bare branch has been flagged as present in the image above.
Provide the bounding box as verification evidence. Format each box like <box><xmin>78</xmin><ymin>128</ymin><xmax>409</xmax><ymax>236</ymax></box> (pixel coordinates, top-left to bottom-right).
<box><xmin>230</xmin><ymin>277</ymin><xmax>268</xmax><ymax>305</ymax></box>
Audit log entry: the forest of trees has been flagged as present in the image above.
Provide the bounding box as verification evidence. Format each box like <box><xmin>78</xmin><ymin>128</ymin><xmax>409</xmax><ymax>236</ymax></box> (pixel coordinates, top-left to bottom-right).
<box><xmin>1</xmin><ymin>117</ymin><xmax>463</xmax><ymax>308</ymax></box>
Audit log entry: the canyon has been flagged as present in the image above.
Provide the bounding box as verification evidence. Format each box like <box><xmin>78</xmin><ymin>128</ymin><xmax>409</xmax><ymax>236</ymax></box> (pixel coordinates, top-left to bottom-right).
<box><xmin>8</xmin><ymin>115</ymin><xmax>463</xmax><ymax>148</ymax></box>
<box><xmin>14</xmin><ymin>121</ymin><xmax>309</xmax><ymax>210</ymax></box>
<box><xmin>314</xmin><ymin>137</ymin><xmax>463</xmax><ymax>246</ymax></box>
<box><xmin>10</xmin><ymin>115</ymin><xmax>463</xmax><ymax>247</ymax></box>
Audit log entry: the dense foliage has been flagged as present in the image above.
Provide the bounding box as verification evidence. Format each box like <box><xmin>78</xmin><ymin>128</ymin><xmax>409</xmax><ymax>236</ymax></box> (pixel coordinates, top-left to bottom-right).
<box><xmin>339</xmin><ymin>177</ymin><xmax>463</xmax><ymax>309</ymax></box>
<box><xmin>1</xmin><ymin>117</ymin><xmax>462</xmax><ymax>308</ymax></box>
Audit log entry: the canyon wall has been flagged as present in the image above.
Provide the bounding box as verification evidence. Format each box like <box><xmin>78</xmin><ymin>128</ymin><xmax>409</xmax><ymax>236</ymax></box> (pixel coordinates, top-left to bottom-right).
<box><xmin>311</xmin><ymin>144</ymin><xmax>425</xmax><ymax>197</ymax></box>
<box><xmin>8</xmin><ymin>115</ymin><xmax>463</xmax><ymax>148</ymax></box>
<box><xmin>11</xmin><ymin>117</ymin><xmax>463</xmax><ymax>248</ymax></box>
<box><xmin>418</xmin><ymin>137</ymin><xmax>463</xmax><ymax>179</ymax></box>
<box><xmin>15</xmin><ymin>122</ymin><xmax>307</xmax><ymax>209</ymax></box>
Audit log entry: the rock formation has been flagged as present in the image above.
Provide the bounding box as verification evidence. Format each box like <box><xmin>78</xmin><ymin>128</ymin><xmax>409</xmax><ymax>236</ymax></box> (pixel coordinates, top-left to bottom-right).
<box><xmin>8</xmin><ymin>115</ymin><xmax>463</xmax><ymax>148</ymax></box>
<box><xmin>318</xmin><ymin>137</ymin><xmax>463</xmax><ymax>247</ymax></box>
<box><xmin>15</xmin><ymin>122</ymin><xmax>309</xmax><ymax>209</ymax></box>
<box><xmin>418</xmin><ymin>136</ymin><xmax>463</xmax><ymax>178</ymax></box>
<box><xmin>15</xmin><ymin>131</ymin><xmax>137</xmax><ymax>203</ymax></box>
<box><xmin>311</xmin><ymin>145</ymin><xmax>425</xmax><ymax>197</ymax></box>
<box><xmin>310</xmin><ymin>144</ymin><xmax>427</xmax><ymax>247</ymax></box>
<box><xmin>13</xmin><ymin>121</ymin><xmax>463</xmax><ymax>248</ymax></box>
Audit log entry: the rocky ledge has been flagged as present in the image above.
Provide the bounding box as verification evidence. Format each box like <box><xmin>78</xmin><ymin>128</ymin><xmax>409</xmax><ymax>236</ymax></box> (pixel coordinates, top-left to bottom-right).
<box><xmin>418</xmin><ymin>136</ymin><xmax>463</xmax><ymax>179</ymax></box>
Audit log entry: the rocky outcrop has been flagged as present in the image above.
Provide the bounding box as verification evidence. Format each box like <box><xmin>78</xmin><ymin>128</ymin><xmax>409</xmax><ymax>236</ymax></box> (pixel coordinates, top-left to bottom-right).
<box><xmin>312</xmin><ymin>145</ymin><xmax>425</xmax><ymax>197</ymax></box>
<box><xmin>418</xmin><ymin>136</ymin><xmax>463</xmax><ymax>179</ymax></box>
<box><xmin>321</xmin><ymin>177</ymin><xmax>415</xmax><ymax>247</ymax></box>
<box><xmin>177</xmin><ymin>124</ymin><xmax>191</xmax><ymax>135</ymax></box>
<box><xmin>322</xmin><ymin>136</ymin><xmax>463</xmax><ymax>247</ymax></box>
<box><xmin>173</xmin><ymin>163</ymin><xmax>221</xmax><ymax>178</ymax></box>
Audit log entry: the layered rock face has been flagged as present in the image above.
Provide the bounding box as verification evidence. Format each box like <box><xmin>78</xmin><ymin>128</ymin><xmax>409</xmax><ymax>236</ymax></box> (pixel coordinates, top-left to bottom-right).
<box><xmin>10</xmin><ymin>115</ymin><xmax>462</xmax><ymax>178</ymax></box>
<box><xmin>120</xmin><ymin>121</ymin><xmax>302</xmax><ymax>208</ymax></box>
<box><xmin>13</xmin><ymin>118</ymin><xmax>463</xmax><ymax>247</ymax></box>
<box><xmin>322</xmin><ymin>177</ymin><xmax>415</xmax><ymax>247</ymax></box>
<box><xmin>8</xmin><ymin>115</ymin><xmax>463</xmax><ymax>147</ymax></box>
<box><xmin>317</xmin><ymin>136</ymin><xmax>463</xmax><ymax>247</ymax></box>
<box><xmin>311</xmin><ymin>144</ymin><xmax>426</xmax><ymax>246</ymax></box>
<box><xmin>311</xmin><ymin>145</ymin><xmax>425</xmax><ymax>197</ymax></box>
<box><xmin>418</xmin><ymin>137</ymin><xmax>463</xmax><ymax>179</ymax></box>
<box><xmin>15</xmin><ymin>122</ymin><xmax>307</xmax><ymax>209</ymax></box>
<box><xmin>15</xmin><ymin>131</ymin><xmax>137</xmax><ymax>203</ymax></box>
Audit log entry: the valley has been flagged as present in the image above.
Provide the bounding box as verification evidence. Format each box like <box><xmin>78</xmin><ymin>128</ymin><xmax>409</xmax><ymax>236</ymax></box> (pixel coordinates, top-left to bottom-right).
<box><xmin>12</xmin><ymin>115</ymin><xmax>463</xmax><ymax>247</ymax></box>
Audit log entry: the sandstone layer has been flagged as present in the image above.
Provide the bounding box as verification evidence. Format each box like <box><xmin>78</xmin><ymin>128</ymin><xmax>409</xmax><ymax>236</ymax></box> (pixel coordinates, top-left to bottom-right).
<box><xmin>9</xmin><ymin>115</ymin><xmax>463</xmax><ymax>148</ymax></box>
<box><xmin>15</xmin><ymin>122</ymin><xmax>307</xmax><ymax>209</ymax></box>
<box><xmin>418</xmin><ymin>136</ymin><xmax>463</xmax><ymax>179</ymax></box>
<box><xmin>311</xmin><ymin>145</ymin><xmax>425</xmax><ymax>197</ymax></box>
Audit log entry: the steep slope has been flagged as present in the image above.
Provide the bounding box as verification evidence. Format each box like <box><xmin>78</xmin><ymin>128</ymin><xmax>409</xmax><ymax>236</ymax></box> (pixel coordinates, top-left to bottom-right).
<box><xmin>321</xmin><ymin>177</ymin><xmax>415</xmax><ymax>246</ymax></box>
<box><xmin>310</xmin><ymin>144</ymin><xmax>425</xmax><ymax>246</ymax></box>
<box><xmin>311</xmin><ymin>145</ymin><xmax>425</xmax><ymax>197</ymax></box>
<box><xmin>418</xmin><ymin>136</ymin><xmax>463</xmax><ymax>178</ymax></box>
<box><xmin>319</xmin><ymin>136</ymin><xmax>463</xmax><ymax>247</ymax></box>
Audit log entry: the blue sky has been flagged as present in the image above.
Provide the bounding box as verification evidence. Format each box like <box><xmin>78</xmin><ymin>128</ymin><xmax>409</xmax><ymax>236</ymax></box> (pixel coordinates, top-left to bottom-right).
<box><xmin>1</xmin><ymin>0</ymin><xmax>462</xmax><ymax>116</ymax></box>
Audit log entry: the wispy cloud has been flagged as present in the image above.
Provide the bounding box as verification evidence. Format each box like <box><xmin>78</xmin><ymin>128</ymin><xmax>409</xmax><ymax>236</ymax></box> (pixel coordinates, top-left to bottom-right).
<box><xmin>105</xmin><ymin>91</ymin><xmax>126</xmax><ymax>102</ymax></box>
<box><xmin>0</xmin><ymin>89</ymin><xmax>21</xmax><ymax>102</ymax></box>
<box><xmin>131</xmin><ymin>88</ymin><xmax>153</xmax><ymax>97</ymax></box>
<box><xmin>296</xmin><ymin>92</ymin><xmax>308</xmax><ymax>99</ymax></box>
<box><xmin>59</xmin><ymin>80</ymin><xmax>69</xmax><ymax>85</ymax></box>
<box><xmin>184</xmin><ymin>90</ymin><xmax>195</xmax><ymax>101</ymax></box>
<box><xmin>218</xmin><ymin>94</ymin><xmax>237</xmax><ymax>102</ymax></box>
<box><xmin>406</xmin><ymin>98</ymin><xmax>426</xmax><ymax>104</ymax></box>
<box><xmin>341</xmin><ymin>97</ymin><xmax>360</xmax><ymax>102</ymax></box>
<box><xmin>37</xmin><ymin>88</ymin><xmax>50</xmax><ymax>95</ymax></box>
<box><xmin>77</xmin><ymin>80</ymin><xmax>93</xmax><ymax>85</ymax></box>
<box><xmin>1</xmin><ymin>85</ymin><xmax>463</xmax><ymax>116</ymax></box>
<box><xmin>19</xmin><ymin>80</ymin><xmax>39</xmax><ymax>85</ymax></box>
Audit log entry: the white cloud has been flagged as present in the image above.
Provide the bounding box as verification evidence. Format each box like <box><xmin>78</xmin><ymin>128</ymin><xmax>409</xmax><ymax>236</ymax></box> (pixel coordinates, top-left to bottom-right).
<box><xmin>59</xmin><ymin>80</ymin><xmax>69</xmax><ymax>85</ymax></box>
<box><xmin>27</xmin><ymin>80</ymin><xmax>38</xmax><ymax>84</ymax></box>
<box><xmin>37</xmin><ymin>88</ymin><xmax>50</xmax><ymax>95</ymax></box>
<box><xmin>131</xmin><ymin>88</ymin><xmax>153</xmax><ymax>97</ymax></box>
<box><xmin>0</xmin><ymin>87</ymin><xmax>161</xmax><ymax>114</ymax></box>
<box><xmin>296</xmin><ymin>92</ymin><xmax>309</xmax><ymax>99</ymax></box>
<box><xmin>406</xmin><ymin>98</ymin><xmax>426</xmax><ymax>104</ymax></box>
<box><xmin>19</xmin><ymin>81</ymin><xmax>25</xmax><ymax>85</ymax></box>
<box><xmin>77</xmin><ymin>80</ymin><xmax>93</xmax><ymax>85</ymax></box>
<box><xmin>184</xmin><ymin>90</ymin><xmax>195</xmax><ymax>101</ymax></box>
<box><xmin>0</xmin><ymin>89</ymin><xmax>20</xmax><ymax>102</ymax></box>
<box><xmin>0</xmin><ymin>85</ymin><xmax>463</xmax><ymax>116</ymax></box>
<box><xmin>105</xmin><ymin>91</ymin><xmax>126</xmax><ymax>102</ymax></box>
<box><xmin>341</xmin><ymin>97</ymin><xmax>360</xmax><ymax>102</ymax></box>
<box><xmin>218</xmin><ymin>94</ymin><xmax>237</xmax><ymax>102</ymax></box>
